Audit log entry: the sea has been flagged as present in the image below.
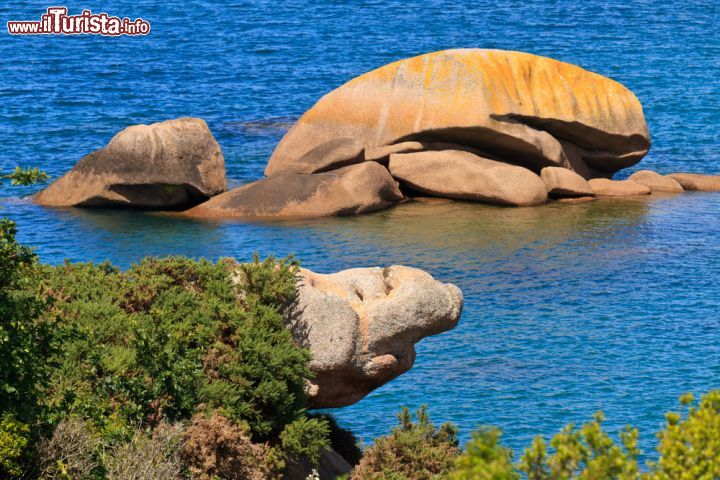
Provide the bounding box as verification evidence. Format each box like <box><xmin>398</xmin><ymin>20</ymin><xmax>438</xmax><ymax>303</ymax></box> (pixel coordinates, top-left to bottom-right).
<box><xmin>1</xmin><ymin>0</ymin><xmax>719</xmax><ymax>459</ymax></box>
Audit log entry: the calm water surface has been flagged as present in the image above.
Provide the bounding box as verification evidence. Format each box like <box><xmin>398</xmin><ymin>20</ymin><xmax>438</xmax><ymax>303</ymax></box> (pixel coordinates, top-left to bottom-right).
<box><xmin>2</xmin><ymin>0</ymin><xmax>720</xmax><ymax>457</ymax></box>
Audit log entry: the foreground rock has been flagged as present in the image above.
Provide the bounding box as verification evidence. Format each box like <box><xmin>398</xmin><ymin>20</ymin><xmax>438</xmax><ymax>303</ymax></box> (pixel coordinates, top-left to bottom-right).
<box><xmin>667</xmin><ymin>173</ymin><xmax>720</xmax><ymax>191</ymax></box>
<box><xmin>388</xmin><ymin>150</ymin><xmax>548</xmax><ymax>206</ymax></box>
<box><xmin>588</xmin><ymin>178</ymin><xmax>651</xmax><ymax>197</ymax></box>
<box><xmin>541</xmin><ymin>167</ymin><xmax>595</xmax><ymax>197</ymax></box>
<box><xmin>34</xmin><ymin>118</ymin><xmax>226</xmax><ymax>208</ymax></box>
<box><xmin>266</xmin><ymin>49</ymin><xmax>650</xmax><ymax>179</ymax></box>
<box><xmin>285</xmin><ymin>265</ymin><xmax>463</xmax><ymax>408</ymax></box>
<box><xmin>628</xmin><ymin>170</ymin><xmax>684</xmax><ymax>192</ymax></box>
<box><xmin>185</xmin><ymin>162</ymin><xmax>402</xmax><ymax>218</ymax></box>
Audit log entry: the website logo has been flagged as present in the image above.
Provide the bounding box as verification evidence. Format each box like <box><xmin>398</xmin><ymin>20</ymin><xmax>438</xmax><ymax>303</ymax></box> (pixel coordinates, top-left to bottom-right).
<box><xmin>7</xmin><ymin>7</ymin><xmax>151</xmax><ymax>36</ymax></box>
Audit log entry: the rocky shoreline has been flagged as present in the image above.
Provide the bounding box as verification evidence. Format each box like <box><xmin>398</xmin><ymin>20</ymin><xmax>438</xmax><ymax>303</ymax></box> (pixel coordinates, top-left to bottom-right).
<box><xmin>32</xmin><ymin>49</ymin><xmax>720</xmax><ymax>219</ymax></box>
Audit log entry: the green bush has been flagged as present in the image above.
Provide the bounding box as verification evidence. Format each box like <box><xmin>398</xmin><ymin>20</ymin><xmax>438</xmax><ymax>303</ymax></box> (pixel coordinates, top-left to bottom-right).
<box><xmin>31</xmin><ymin>255</ymin><xmax>310</xmax><ymax>442</ymax></box>
<box><xmin>280</xmin><ymin>416</ymin><xmax>331</xmax><ymax>466</ymax></box>
<box><xmin>346</xmin><ymin>391</ymin><xmax>720</xmax><ymax>480</ymax></box>
<box><xmin>651</xmin><ymin>391</ymin><xmax>720</xmax><ymax>479</ymax></box>
<box><xmin>0</xmin><ymin>220</ymin><xmax>55</xmax><ymax>476</ymax></box>
<box><xmin>517</xmin><ymin>412</ymin><xmax>641</xmax><ymax>480</ymax></box>
<box><xmin>448</xmin><ymin>427</ymin><xmax>518</xmax><ymax>480</ymax></box>
<box><xmin>442</xmin><ymin>390</ymin><xmax>720</xmax><ymax>479</ymax></box>
<box><xmin>349</xmin><ymin>406</ymin><xmax>460</xmax><ymax>480</ymax></box>
<box><xmin>0</xmin><ymin>224</ymin><xmax>332</xmax><ymax>478</ymax></box>
<box><xmin>0</xmin><ymin>413</ymin><xmax>31</xmax><ymax>477</ymax></box>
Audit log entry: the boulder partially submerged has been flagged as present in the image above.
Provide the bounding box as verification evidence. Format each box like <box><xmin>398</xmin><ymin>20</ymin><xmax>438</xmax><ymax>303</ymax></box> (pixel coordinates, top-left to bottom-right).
<box><xmin>184</xmin><ymin>162</ymin><xmax>402</xmax><ymax>218</ymax></box>
<box><xmin>266</xmin><ymin>49</ymin><xmax>650</xmax><ymax>179</ymax></box>
<box><xmin>541</xmin><ymin>167</ymin><xmax>595</xmax><ymax>198</ymax></box>
<box><xmin>388</xmin><ymin>149</ymin><xmax>547</xmax><ymax>206</ymax></box>
<box><xmin>285</xmin><ymin>265</ymin><xmax>463</xmax><ymax>408</ymax></box>
<box><xmin>667</xmin><ymin>173</ymin><xmax>720</xmax><ymax>191</ymax></box>
<box><xmin>628</xmin><ymin>170</ymin><xmax>684</xmax><ymax>193</ymax></box>
<box><xmin>588</xmin><ymin>178</ymin><xmax>651</xmax><ymax>197</ymax></box>
<box><xmin>34</xmin><ymin>118</ymin><xmax>226</xmax><ymax>209</ymax></box>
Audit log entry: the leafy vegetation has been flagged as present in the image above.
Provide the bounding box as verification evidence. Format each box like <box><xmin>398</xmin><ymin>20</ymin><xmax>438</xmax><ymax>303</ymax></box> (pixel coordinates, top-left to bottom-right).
<box><xmin>0</xmin><ymin>215</ymin><xmax>335</xmax><ymax>478</ymax></box>
<box><xmin>349</xmin><ymin>392</ymin><xmax>720</xmax><ymax>479</ymax></box>
<box><xmin>1</xmin><ymin>166</ymin><xmax>48</xmax><ymax>186</ymax></box>
<box><xmin>349</xmin><ymin>406</ymin><xmax>460</xmax><ymax>479</ymax></box>
<box><xmin>3</xmin><ymin>172</ymin><xmax>720</xmax><ymax>479</ymax></box>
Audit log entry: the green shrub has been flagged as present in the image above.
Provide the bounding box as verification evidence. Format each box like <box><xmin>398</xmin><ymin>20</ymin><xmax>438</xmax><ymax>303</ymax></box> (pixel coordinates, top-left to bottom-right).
<box><xmin>0</xmin><ymin>220</ymin><xmax>55</xmax><ymax>476</ymax></box>
<box><xmin>31</xmin><ymin>255</ymin><xmax>310</xmax><ymax>441</ymax></box>
<box><xmin>0</xmin><ymin>413</ymin><xmax>30</xmax><ymax>477</ymax></box>
<box><xmin>650</xmin><ymin>391</ymin><xmax>720</xmax><ymax>479</ymax></box>
<box><xmin>448</xmin><ymin>427</ymin><xmax>518</xmax><ymax>480</ymax></box>
<box><xmin>350</xmin><ymin>406</ymin><xmax>460</xmax><ymax>480</ymax></box>
<box><xmin>517</xmin><ymin>412</ymin><xmax>640</xmax><ymax>480</ymax></box>
<box><xmin>280</xmin><ymin>416</ymin><xmax>331</xmax><ymax>466</ymax></box>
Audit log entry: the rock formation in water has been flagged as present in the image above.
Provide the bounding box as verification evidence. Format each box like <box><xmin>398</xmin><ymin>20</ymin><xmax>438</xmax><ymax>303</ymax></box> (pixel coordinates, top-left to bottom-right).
<box><xmin>541</xmin><ymin>167</ymin><xmax>595</xmax><ymax>198</ymax></box>
<box><xmin>284</xmin><ymin>265</ymin><xmax>463</xmax><ymax>409</ymax></box>
<box><xmin>266</xmin><ymin>49</ymin><xmax>649</xmax><ymax>180</ymax></box>
<box><xmin>34</xmin><ymin>118</ymin><xmax>226</xmax><ymax>208</ymax></box>
<box><xmin>185</xmin><ymin>162</ymin><xmax>402</xmax><ymax>218</ymax></box>
<box><xmin>667</xmin><ymin>173</ymin><xmax>720</xmax><ymax>191</ymax></box>
<box><xmin>388</xmin><ymin>149</ymin><xmax>548</xmax><ymax>206</ymax></box>
<box><xmin>180</xmin><ymin>48</ymin><xmax>653</xmax><ymax>218</ymax></box>
<box><xmin>588</xmin><ymin>178</ymin><xmax>651</xmax><ymax>197</ymax></box>
<box><xmin>628</xmin><ymin>170</ymin><xmax>684</xmax><ymax>193</ymax></box>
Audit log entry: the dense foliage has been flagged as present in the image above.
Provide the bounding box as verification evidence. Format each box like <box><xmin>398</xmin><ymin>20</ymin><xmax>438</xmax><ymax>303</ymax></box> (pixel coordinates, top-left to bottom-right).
<box><xmin>349</xmin><ymin>406</ymin><xmax>460</xmax><ymax>479</ymax></box>
<box><xmin>0</xmin><ymin>215</ymin><xmax>334</xmax><ymax>478</ymax></box>
<box><xmin>34</xmin><ymin>255</ymin><xmax>309</xmax><ymax>441</ymax></box>
<box><xmin>349</xmin><ymin>392</ymin><xmax>720</xmax><ymax>479</ymax></box>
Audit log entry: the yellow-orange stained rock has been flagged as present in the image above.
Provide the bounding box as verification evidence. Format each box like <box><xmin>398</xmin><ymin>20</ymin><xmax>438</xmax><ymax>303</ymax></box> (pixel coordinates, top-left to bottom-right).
<box><xmin>267</xmin><ymin>49</ymin><xmax>650</xmax><ymax>178</ymax></box>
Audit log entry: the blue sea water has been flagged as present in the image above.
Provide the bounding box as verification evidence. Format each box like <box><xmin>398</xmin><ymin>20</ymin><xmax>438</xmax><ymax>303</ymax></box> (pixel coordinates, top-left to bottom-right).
<box><xmin>2</xmin><ymin>0</ymin><xmax>720</xmax><ymax>459</ymax></box>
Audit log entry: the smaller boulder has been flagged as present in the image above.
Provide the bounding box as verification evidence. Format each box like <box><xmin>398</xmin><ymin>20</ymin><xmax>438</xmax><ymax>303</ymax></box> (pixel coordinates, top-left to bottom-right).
<box><xmin>33</xmin><ymin>118</ymin><xmax>226</xmax><ymax>209</ymax></box>
<box><xmin>185</xmin><ymin>162</ymin><xmax>402</xmax><ymax>218</ymax></box>
<box><xmin>628</xmin><ymin>170</ymin><xmax>684</xmax><ymax>192</ymax></box>
<box><xmin>388</xmin><ymin>150</ymin><xmax>548</xmax><ymax>206</ymax></box>
<box><xmin>540</xmin><ymin>167</ymin><xmax>595</xmax><ymax>197</ymax></box>
<box><xmin>588</xmin><ymin>178</ymin><xmax>651</xmax><ymax>197</ymax></box>
<box><xmin>667</xmin><ymin>173</ymin><xmax>720</xmax><ymax>191</ymax></box>
<box><xmin>285</xmin><ymin>265</ymin><xmax>463</xmax><ymax>408</ymax></box>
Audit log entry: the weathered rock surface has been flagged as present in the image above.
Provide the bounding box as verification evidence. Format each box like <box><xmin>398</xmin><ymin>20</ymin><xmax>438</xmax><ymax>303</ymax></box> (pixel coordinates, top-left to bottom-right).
<box><xmin>541</xmin><ymin>167</ymin><xmax>595</xmax><ymax>197</ymax></box>
<box><xmin>667</xmin><ymin>173</ymin><xmax>720</xmax><ymax>191</ymax></box>
<box><xmin>184</xmin><ymin>162</ymin><xmax>402</xmax><ymax>218</ymax></box>
<box><xmin>285</xmin><ymin>265</ymin><xmax>463</xmax><ymax>409</ymax></box>
<box><xmin>388</xmin><ymin>149</ymin><xmax>548</xmax><ymax>206</ymax></box>
<box><xmin>266</xmin><ymin>49</ymin><xmax>650</xmax><ymax>179</ymax></box>
<box><xmin>628</xmin><ymin>170</ymin><xmax>684</xmax><ymax>192</ymax></box>
<box><xmin>34</xmin><ymin>118</ymin><xmax>226</xmax><ymax>208</ymax></box>
<box><xmin>588</xmin><ymin>178</ymin><xmax>651</xmax><ymax>197</ymax></box>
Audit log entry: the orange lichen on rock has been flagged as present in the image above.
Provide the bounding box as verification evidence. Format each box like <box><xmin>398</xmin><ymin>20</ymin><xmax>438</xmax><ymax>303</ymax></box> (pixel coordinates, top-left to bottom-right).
<box><xmin>266</xmin><ymin>49</ymin><xmax>650</xmax><ymax>179</ymax></box>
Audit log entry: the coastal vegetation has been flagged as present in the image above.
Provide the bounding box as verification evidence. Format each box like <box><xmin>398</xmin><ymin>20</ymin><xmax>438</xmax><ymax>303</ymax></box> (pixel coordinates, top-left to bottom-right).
<box><xmin>3</xmin><ymin>175</ymin><xmax>720</xmax><ymax>479</ymax></box>
<box><xmin>1</xmin><ymin>214</ymin><xmax>337</xmax><ymax>478</ymax></box>
<box><xmin>347</xmin><ymin>393</ymin><xmax>720</xmax><ymax>479</ymax></box>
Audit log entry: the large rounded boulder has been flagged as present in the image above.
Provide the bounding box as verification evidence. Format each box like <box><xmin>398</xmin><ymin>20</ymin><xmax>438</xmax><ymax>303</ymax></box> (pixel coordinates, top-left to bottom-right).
<box><xmin>266</xmin><ymin>49</ymin><xmax>650</xmax><ymax>180</ymax></box>
<box><xmin>34</xmin><ymin>118</ymin><xmax>226</xmax><ymax>209</ymax></box>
